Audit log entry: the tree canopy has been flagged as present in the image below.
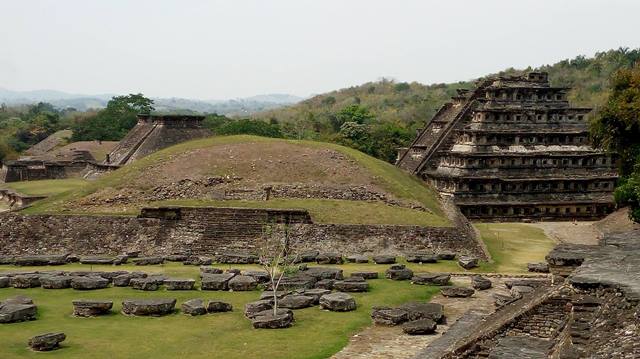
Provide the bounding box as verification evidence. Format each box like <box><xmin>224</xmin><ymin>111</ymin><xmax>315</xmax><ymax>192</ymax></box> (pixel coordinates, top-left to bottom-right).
<box><xmin>71</xmin><ymin>94</ymin><xmax>154</xmax><ymax>141</ymax></box>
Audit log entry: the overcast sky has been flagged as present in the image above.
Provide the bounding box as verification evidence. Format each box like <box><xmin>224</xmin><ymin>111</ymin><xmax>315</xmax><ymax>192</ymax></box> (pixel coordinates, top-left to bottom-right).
<box><xmin>1</xmin><ymin>0</ymin><xmax>639</xmax><ymax>99</ymax></box>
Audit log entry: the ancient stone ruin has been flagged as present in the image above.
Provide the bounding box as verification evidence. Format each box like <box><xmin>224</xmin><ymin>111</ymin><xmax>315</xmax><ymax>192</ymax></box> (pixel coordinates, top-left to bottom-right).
<box><xmin>0</xmin><ymin>149</ymin><xmax>94</xmax><ymax>183</ymax></box>
<box><xmin>104</xmin><ymin>114</ymin><xmax>211</xmax><ymax>166</ymax></box>
<box><xmin>397</xmin><ymin>72</ymin><xmax>617</xmax><ymax>221</ymax></box>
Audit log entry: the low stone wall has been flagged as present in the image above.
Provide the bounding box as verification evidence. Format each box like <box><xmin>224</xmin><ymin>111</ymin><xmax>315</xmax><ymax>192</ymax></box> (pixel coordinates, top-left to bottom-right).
<box><xmin>0</xmin><ymin>206</ymin><xmax>484</xmax><ymax>258</ymax></box>
<box><xmin>1</xmin><ymin>160</ymin><xmax>89</xmax><ymax>182</ymax></box>
<box><xmin>0</xmin><ymin>189</ymin><xmax>47</xmax><ymax>211</ymax></box>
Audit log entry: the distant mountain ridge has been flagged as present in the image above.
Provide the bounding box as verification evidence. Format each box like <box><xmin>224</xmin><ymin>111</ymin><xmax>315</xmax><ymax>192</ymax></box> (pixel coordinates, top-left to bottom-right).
<box><xmin>0</xmin><ymin>88</ymin><xmax>303</xmax><ymax>116</ymax></box>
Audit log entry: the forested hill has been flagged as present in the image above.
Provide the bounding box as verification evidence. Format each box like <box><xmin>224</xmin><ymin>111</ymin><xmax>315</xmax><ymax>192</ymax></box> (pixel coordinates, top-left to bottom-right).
<box><xmin>255</xmin><ymin>48</ymin><xmax>640</xmax><ymax>162</ymax></box>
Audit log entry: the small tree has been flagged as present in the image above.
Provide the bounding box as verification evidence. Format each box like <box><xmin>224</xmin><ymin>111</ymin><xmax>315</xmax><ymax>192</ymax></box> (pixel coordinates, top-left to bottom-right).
<box><xmin>257</xmin><ymin>222</ymin><xmax>298</xmax><ymax>316</ymax></box>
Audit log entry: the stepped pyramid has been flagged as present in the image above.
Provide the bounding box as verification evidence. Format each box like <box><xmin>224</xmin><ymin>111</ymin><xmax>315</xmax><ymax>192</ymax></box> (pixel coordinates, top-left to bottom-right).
<box><xmin>397</xmin><ymin>72</ymin><xmax>617</xmax><ymax>221</ymax></box>
<box><xmin>105</xmin><ymin>114</ymin><xmax>211</xmax><ymax>166</ymax></box>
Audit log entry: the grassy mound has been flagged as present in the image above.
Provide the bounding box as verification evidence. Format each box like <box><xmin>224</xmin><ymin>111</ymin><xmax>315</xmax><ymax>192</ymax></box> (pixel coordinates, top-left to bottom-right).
<box><xmin>21</xmin><ymin>135</ymin><xmax>449</xmax><ymax>226</ymax></box>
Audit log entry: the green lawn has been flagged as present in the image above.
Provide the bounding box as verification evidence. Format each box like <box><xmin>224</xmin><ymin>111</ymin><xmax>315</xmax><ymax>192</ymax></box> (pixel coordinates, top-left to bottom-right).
<box><xmin>0</xmin><ymin>263</ymin><xmax>439</xmax><ymax>359</ymax></box>
<box><xmin>474</xmin><ymin>223</ymin><xmax>557</xmax><ymax>273</ymax></box>
<box><xmin>2</xmin><ymin>179</ymin><xmax>88</xmax><ymax>197</ymax></box>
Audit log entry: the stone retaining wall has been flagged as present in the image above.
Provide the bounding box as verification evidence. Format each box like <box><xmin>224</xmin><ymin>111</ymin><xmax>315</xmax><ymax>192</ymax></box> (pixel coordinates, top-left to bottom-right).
<box><xmin>0</xmin><ymin>206</ymin><xmax>484</xmax><ymax>257</ymax></box>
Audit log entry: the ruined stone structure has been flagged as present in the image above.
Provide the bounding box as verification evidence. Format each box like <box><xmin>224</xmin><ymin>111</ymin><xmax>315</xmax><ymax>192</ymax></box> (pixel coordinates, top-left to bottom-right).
<box><xmin>0</xmin><ymin>189</ymin><xmax>46</xmax><ymax>211</ymax></box>
<box><xmin>414</xmin><ymin>225</ymin><xmax>640</xmax><ymax>358</ymax></box>
<box><xmin>0</xmin><ymin>206</ymin><xmax>485</xmax><ymax>258</ymax></box>
<box><xmin>0</xmin><ymin>150</ymin><xmax>94</xmax><ymax>183</ymax></box>
<box><xmin>397</xmin><ymin>72</ymin><xmax>617</xmax><ymax>221</ymax></box>
<box><xmin>104</xmin><ymin>114</ymin><xmax>211</xmax><ymax>166</ymax></box>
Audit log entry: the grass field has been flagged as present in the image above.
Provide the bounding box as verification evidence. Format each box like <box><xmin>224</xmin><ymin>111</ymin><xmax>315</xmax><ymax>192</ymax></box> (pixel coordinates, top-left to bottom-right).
<box><xmin>1</xmin><ymin>179</ymin><xmax>88</xmax><ymax>197</ymax></box>
<box><xmin>20</xmin><ymin>135</ymin><xmax>449</xmax><ymax>226</ymax></box>
<box><xmin>0</xmin><ymin>263</ymin><xmax>439</xmax><ymax>359</ymax></box>
<box><xmin>475</xmin><ymin>223</ymin><xmax>557</xmax><ymax>273</ymax></box>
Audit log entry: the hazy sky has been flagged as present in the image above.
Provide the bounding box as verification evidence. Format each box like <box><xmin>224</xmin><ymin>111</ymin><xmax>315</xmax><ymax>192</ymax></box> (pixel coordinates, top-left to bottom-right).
<box><xmin>1</xmin><ymin>0</ymin><xmax>639</xmax><ymax>99</ymax></box>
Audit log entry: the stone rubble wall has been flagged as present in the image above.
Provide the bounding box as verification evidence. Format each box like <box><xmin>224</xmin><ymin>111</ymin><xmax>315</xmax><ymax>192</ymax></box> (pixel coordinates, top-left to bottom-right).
<box><xmin>0</xmin><ymin>206</ymin><xmax>484</xmax><ymax>258</ymax></box>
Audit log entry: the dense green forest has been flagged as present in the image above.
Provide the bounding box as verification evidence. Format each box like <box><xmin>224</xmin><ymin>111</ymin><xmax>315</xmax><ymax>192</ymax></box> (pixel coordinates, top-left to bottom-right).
<box><xmin>590</xmin><ymin>64</ymin><xmax>640</xmax><ymax>220</ymax></box>
<box><xmin>1</xmin><ymin>48</ymin><xmax>639</xmax><ymax>165</ymax></box>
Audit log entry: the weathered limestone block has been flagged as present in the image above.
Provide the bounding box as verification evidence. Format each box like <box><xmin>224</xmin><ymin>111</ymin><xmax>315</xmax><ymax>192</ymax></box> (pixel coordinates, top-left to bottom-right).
<box><xmin>11</xmin><ymin>274</ymin><xmax>41</xmax><ymax>288</ymax></box>
<box><xmin>121</xmin><ymin>299</ymin><xmax>176</xmax><ymax>316</ymax></box>
<box><xmin>215</xmin><ymin>252</ymin><xmax>258</xmax><ymax>264</ymax></box>
<box><xmin>398</xmin><ymin>302</ymin><xmax>445</xmax><ymax>323</ymax></box>
<box><xmin>510</xmin><ymin>285</ymin><xmax>535</xmax><ymax>298</ymax></box>
<box><xmin>28</xmin><ymin>332</ymin><xmax>66</xmax><ymax>351</ymax></box>
<box><xmin>0</xmin><ymin>256</ymin><xmax>14</xmax><ymax>265</ymax></box>
<box><xmin>276</xmin><ymin>274</ymin><xmax>317</xmax><ymax>291</ymax></box>
<box><xmin>243</xmin><ymin>271</ymin><xmax>270</xmax><ymax>284</ymax></box>
<box><xmin>458</xmin><ymin>256</ymin><xmax>479</xmax><ymax>270</ymax></box>
<box><xmin>181</xmin><ymin>299</ymin><xmax>207</xmax><ymax>316</ymax></box>
<box><xmin>371</xmin><ymin>307</ymin><xmax>409</xmax><ymax>325</ymax></box>
<box><xmin>97</xmin><ymin>271</ymin><xmax>129</xmax><ymax>281</ymax></box>
<box><xmin>441</xmin><ymin>286</ymin><xmax>474</xmax><ymax>298</ymax></box>
<box><xmin>504</xmin><ymin>279</ymin><xmax>546</xmax><ymax>289</ymax></box>
<box><xmin>437</xmin><ymin>252</ymin><xmax>456</xmax><ymax>260</ymax></box>
<box><xmin>303</xmin><ymin>267</ymin><xmax>344</xmax><ymax>280</ymax></box>
<box><xmin>316</xmin><ymin>252</ymin><xmax>343</xmax><ymax>265</ymax></box>
<box><xmin>146</xmin><ymin>274</ymin><xmax>169</xmax><ymax>285</ymax></box>
<box><xmin>351</xmin><ymin>271</ymin><xmax>378</xmax><ymax>280</ymax></box>
<box><xmin>412</xmin><ymin>273</ymin><xmax>451</xmax><ymax>286</ymax></box>
<box><xmin>71</xmin><ymin>276</ymin><xmax>110</xmax><ymax>290</ymax></box>
<box><xmin>385</xmin><ymin>264</ymin><xmax>413</xmax><ymax>281</ymax></box>
<box><xmin>41</xmin><ymin>276</ymin><xmax>72</xmax><ymax>289</ymax></box>
<box><xmin>471</xmin><ymin>276</ymin><xmax>492</xmax><ymax>290</ymax></box>
<box><xmin>0</xmin><ymin>276</ymin><xmax>9</xmax><ymax>288</ymax></box>
<box><xmin>113</xmin><ymin>272</ymin><xmax>147</xmax><ymax>287</ymax></box>
<box><xmin>297</xmin><ymin>289</ymin><xmax>331</xmax><ymax>304</ymax></box>
<box><xmin>297</xmin><ymin>250</ymin><xmax>319</xmax><ymax>263</ymax></box>
<box><xmin>0</xmin><ymin>302</ymin><xmax>37</xmax><ymax>323</ymax></box>
<box><xmin>346</xmin><ymin>255</ymin><xmax>369</xmax><ymax>263</ymax></box>
<box><xmin>527</xmin><ymin>262</ymin><xmax>550</xmax><ymax>273</ymax></box>
<box><xmin>279</xmin><ymin>295</ymin><xmax>315</xmax><ymax>309</ymax></box>
<box><xmin>259</xmin><ymin>291</ymin><xmax>290</xmax><ymax>301</ymax></box>
<box><xmin>250</xmin><ymin>308</ymin><xmax>294</xmax><ymax>329</ymax></box>
<box><xmin>199</xmin><ymin>266</ymin><xmax>223</xmax><ymax>277</ymax></box>
<box><xmin>493</xmin><ymin>294</ymin><xmax>517</xmax><ymax>307</ymax></box>
<box><xmin>402</xmin><ymin>319</ymin><xmax>437</xmax><ymax>335</ymax></box>
<box><xmin>184</xmin><ymin>256</ymin><xmax>212</xmax><ymax>266</ymax></box>
<box><xmin>79</xmin><ymin>256</ymin><xmax>116</xmax><ymax>265</ymax></box>
<box><xmin>113</xmin><ymin>255</ymin><xmax>129</xmax><ymax>265</ymax></box>
<box><xmin>333</xmin><ymin>278</ymin><xmax>369</xmax><ymax>292</ymax></box>
<box><xmin>164</xmin><ymin>278</ymin><xmax>195</xmax><ymax>291</ymax></box>
<box><xmin>228</xmin><ymin>275</ymin><xmax>258</xmax><ymax>291</ymax></box>
<box><xmin>201</xmin><ymin>273</ymin><xmax>236</xmax><ymax>291</ymax></box>
<box><xmin>320</xmin><ymin>292</ymin><xmax>356</xmax><ymax>312</ymax></box>
<box><xmin>72</xmin><ymin>300</ymin><xmax>113</xmax><ymax>317</ymax></box>
<box><xmin>207</xmin><ymin>300</ymin><xmax>233</xmax><ymax>313</ymax></box>
<box><xmin>314</xmin><ymin>279</ymin><xmax>334</xmax><ymax>290</ymax></box>
<box><xmin>244</xmin><ymin>300</ymin><xmax>273</xmax><ymax>318</ymax></box>
<box><xmin>164</xmin><ymin>254</ymin><xmax>188</xmax><ymax>262</ymax></box>
<box><xmin>406</xmin><ymin>253</ymin><xmax>438</xmax><ymax>263</ymax></box>
<box><xmin>14</xmin><ymin>255</ymin><xmax>67</xmax><ymax>266</ymax></box>
<box><xmin>130</xmin><ymin>278</ymin><xmax>159</xmax><ymax>291</ymax></box>
<box><xmin>372</xmin><ymin>255</ymin><xmax>396</xmax><ymax>264</ymax></box>
<box><xmin>133</xmin><ymin>257</ymin><xmax>164</xmax><ymax>266</ymax></box>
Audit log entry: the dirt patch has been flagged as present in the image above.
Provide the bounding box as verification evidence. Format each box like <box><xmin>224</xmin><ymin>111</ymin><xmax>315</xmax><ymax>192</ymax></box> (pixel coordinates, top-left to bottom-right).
<box><xmin>53</xmin><ymin>141</ymin><xmax>119</xmax><ymax>161</ymax></box>
<box><xmin>528</xmin><ymin>208</ymin><xmax>640</xmax><ymax>245</ymax></box>
<box><xmin>127</xmin><ymin>141</ymin><xmax>378</xmax><ymax>189</ymax></box>
<box><xmin>331</xmin><ymin>277</ymin><xmax>516</xmax><ymax>359</ymax></box>
<box><xmin>527</xmin><ymin>221</ymin><xmax>601</xmax><ymax>245</ymax></box>
<box><xmin>592</xmin><ymin>207</ymin><xmax>640</xmax><ymax>235</ymax></box>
